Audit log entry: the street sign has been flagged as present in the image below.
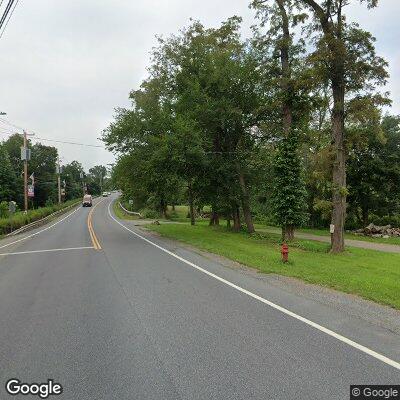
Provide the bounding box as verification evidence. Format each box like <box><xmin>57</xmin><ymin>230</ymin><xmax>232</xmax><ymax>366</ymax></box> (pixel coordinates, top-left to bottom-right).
<box><xmin>129</xmin><ymin>199</ymin><xmax>133</xmax><ymax>205</ymax></box>
<box><xmin>28</xmin><ymin>185</ymin><xmax>34</xmax><ymax>198</ymax></box>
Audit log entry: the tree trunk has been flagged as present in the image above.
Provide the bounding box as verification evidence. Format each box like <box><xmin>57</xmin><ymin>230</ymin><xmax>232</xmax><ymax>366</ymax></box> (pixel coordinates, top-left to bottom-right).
<box><xmin>237</xmin><ymin>165</ymin><xmax>255</xmax><ymax>234</ymax></box>
<box><xmin>330</xmin><ymin>79</ymin><xmax>346</xmax><ymax>253</ymax></box>
<box><xmin>188</xmin><ymin>183</ymin><xmax>195</xmax><ymax>226</ymax></box>
<box><xmin>172</xmin><ymin>204</ymin><xmax>175</xmax><ymax>211</ymax></box>
<box><xmin>226</xmin><ymin>218</ymin><xmax>231</xmax><ymax>228</ymax></box>
<box><xmin>209</xmin><ymin>210</ymin><xmax>219</xmax><ymax>226</ymax></box>
<box><xmin>276</xmin><ymin>0</ymin><xmax>292</xmax><ymax>138</ymax></box>
<box><xmin>302</xmin><ymin>0</ymin><xmax>347</xmax><ymax>253</ymax></box>
<box><xmin>361</xmin><ymin>204</ymin><xmax>369</xmax><ymax>227</ymax></box>
<box><xmin>277</xmin><ymin>0</ymin><xmax>297</xmax><ymax>241</ymax></box>
<box><xmin>282</xmin><ymin>225</ymin><xmax>294</xmax><ymax>242</ymax></box>
<box><xmin>232</xmin><ymin>205</ymin><xmax>241</xmax><ymax>232</ymax></box>
<box><xmin>160</xmin><ymin>198</ymin><xmax>168</xmax><ymax>219</ymax></box>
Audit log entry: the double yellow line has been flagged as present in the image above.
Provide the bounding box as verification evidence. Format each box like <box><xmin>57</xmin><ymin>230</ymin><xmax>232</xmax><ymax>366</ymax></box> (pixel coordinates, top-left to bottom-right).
<box><xmin>87</xmin><ymin>200</ymin><xmax>103</xmax><ymax>250</ymax></box>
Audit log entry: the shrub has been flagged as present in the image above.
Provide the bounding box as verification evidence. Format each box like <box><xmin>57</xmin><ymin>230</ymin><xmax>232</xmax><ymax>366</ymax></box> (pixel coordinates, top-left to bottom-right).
<box><xmin>140</xmin><ymin>208</ymin><xmax>160</xmax><ymax>219</ymax></box>
<box><xmin>0</xmin><ymin>199</ymin><xmax>80</xmax><ymax>235</ymax></box>
<box><xmin>0</xmin><ymin>201</ymin><xmax>9</xmax><ymax>219</ymax></box>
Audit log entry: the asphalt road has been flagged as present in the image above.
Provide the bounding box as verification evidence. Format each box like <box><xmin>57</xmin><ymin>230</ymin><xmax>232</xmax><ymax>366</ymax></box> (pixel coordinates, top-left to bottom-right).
<box><xmin>0</xmin><ymin>195</ymin><xmax>399</xmax><ymax>399</ymax></box>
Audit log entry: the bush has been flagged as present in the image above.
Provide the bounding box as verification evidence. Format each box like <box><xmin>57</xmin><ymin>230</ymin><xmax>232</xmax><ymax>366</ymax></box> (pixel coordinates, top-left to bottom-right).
<box><xmin>0</xmin><ymin>201</ymin><xmax>9</xmax><ymax>219</ymax></box>
<box><xmin>0</xmin><ymin>199</ymin><xmax>80</xmax><ymax>235</ymax></box>
<box><xmin>140</xmin><ymin>208</ymin><xmax>160</xmax><ymax>219</ymax></box>
<box><xmin>369</xmin><ymin>214</ymin><xmax>400</xmax><ymax>227</ymax></box>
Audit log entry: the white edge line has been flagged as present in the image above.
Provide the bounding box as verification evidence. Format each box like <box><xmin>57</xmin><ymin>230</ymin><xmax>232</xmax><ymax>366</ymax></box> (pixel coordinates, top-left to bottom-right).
<box><xmin>0</xmin><ymin>246</ymin><xmax>95</xmax><ymax>257</ymax></box>
<box><xmin>107</xmin><ymin>201</ymin><xmax>400</xmax><ymax>371</ymax></box>
<box><xmin>0</xmin><ymin>206</ymin><xmax>81</xmax><ymax>250</ymax></box>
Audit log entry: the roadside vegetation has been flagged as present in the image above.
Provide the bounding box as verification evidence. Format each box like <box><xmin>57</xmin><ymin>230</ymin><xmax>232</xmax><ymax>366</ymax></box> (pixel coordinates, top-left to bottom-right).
<box><xmin>102</xmin><ymin>0</ymin><xmax>400</xmax><ymax>311</ymax></box>
<box><xmin>0</xmin><ymin>198</ymin><xmax>80</xmax><ymax>236</ymax></box>
<box><xmin>113</xmin><ymin>200</ymin><xmax>140</xmax><ymax>221</ymax></box>
<box><xmin>0</xmin><ymin>135</ymin><xmax>112</xmax><ymax>208</ymax></box>
<box><xmin>103</xmin><ymin>0</ymin><xmax>400</xmax><ymax>256</ymax></box>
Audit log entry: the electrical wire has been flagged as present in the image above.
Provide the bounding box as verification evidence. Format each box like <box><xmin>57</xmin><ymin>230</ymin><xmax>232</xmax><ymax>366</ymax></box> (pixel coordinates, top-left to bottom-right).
<box><xmin>0</xmin><ymin>120</ymin><xmax>106</xmax><ymax>148</ymax></box>
<box><xmin>31</xmin><ymin>136</ymin><xmax>105</xmax><ymax>148</ymax></box>
<box><xmin>0</xmin><ymin>0</ymin><xmax>13</xmax><ymax>32</ymax></box>
<box><xmin>0</xmin><ymin>0</ymin><xmax>18</xmax><ymax>39</ymax></box>
<box><xmin>0</xmin><ymin>117</ymin><xmax>23</xmax><ymax>130</ymax></box>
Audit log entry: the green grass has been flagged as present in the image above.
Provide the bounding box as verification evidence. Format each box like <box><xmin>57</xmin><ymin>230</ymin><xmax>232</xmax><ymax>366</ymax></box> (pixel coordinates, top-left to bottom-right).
<box><xmin>145</xmin><ymin>222</ymin><xmax>400</xmax><ymax>309</ymax></box>
<box><xmin>166</xmin><ymin>205</ymin><xmax>190</xmax><ymax>222</ymax></box>
<box><xmin>113</xmin><ymin>200</ymin><xmax>140</xmax><ymax>221</ymax></box>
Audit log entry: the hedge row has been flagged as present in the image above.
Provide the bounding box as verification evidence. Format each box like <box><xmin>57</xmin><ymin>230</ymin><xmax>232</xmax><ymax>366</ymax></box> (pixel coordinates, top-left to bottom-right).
<box><xmin>0</xmin><ymin>199</ymin><xmax>80</xmax><ymax>236</ymax></box>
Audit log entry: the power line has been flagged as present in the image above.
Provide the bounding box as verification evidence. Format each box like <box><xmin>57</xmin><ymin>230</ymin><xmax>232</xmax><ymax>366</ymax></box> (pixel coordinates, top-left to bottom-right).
<box><xmin>0</xmin><ymin>0</ymin><xmax>13</xmax><ymax>29</ymax></box>
<box><xmin>0</xmin><ymin>117</ymin><xmax>23</xmax><ymax>130</ymax></box>
<box><xmin>0</xmin><ymin>123</ymin><xmax>106</xmax><ymax>148</ymax></box>
<box><xmin>0</xmin><ymin>0</ymin><xmax>14</xmax><ymax>32</ymax></box>
<box><xmin>0</xmin><ymin>0</ymin><xmax>18</xmax><ymax>39</ymax></box>
<box><xmin>32</xmin><ymin>136</ymin><xmax>105</xmax><ymax>148</ymax></box>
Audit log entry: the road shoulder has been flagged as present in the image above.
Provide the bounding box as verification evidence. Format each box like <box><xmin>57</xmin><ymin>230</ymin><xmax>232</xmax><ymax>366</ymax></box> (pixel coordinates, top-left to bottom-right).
<box><xmin>106</xmin><ymin>214</ymin><xmax>400</xmax><ymax>365</ymax></box>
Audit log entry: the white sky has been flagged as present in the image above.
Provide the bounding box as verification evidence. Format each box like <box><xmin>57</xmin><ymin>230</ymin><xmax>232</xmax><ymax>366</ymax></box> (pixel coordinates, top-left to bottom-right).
<box><xmin>0</xmin><ymin>0</ymin><xmax>399</xmax><ymax>170</ymax></box>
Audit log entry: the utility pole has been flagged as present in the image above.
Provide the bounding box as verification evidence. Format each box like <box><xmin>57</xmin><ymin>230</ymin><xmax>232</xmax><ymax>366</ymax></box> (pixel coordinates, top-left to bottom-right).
<box><xmin>23</xmin><ymin>130</ymin><xmax>28</xmax><ymax>212</ymax></box>
<box><xmin>57</xmin><ymin>158</ymin><xmax>61</xmax><ymax>204</ymax></box>
<box><xmin>21</xmin><ymin>130</ymin><xmax>34</xmax><ymax>212</ymax></box>
<box><xmin>80</xmin><ymin>172</ymin><xmax>85</xmax><ymax>195</ymax></box>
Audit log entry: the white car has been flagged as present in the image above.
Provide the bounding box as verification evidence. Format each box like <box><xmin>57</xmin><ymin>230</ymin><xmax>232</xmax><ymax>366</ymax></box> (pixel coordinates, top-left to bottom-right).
<box><xmin>102</xmin><ymin>192</ymin><xmax>108</xmax><ymax>197</ymax></box>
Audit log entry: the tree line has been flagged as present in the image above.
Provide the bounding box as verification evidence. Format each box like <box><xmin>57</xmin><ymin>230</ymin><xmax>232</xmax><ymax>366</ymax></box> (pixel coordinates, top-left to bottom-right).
<box><xmin>102</xmin><ymin>0</ymin><xmax>400</xmax><ymax>253</ymax></box>
<box><xmin>0</xmin><ymin>133</ymin><xmax>110</xmax><ymax>211</ymax></box>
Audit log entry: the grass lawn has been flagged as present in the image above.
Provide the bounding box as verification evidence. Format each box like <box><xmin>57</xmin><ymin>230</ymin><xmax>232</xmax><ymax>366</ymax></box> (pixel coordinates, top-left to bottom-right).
<box><xmin>113</xmin><ymin>200</ymin><xmax>140</xmax><ymax>221</ymax></box>
<box><xmin>145</xmin><ymin>222</ymin><xmax>400</xmax><ymax>310</ymax></box>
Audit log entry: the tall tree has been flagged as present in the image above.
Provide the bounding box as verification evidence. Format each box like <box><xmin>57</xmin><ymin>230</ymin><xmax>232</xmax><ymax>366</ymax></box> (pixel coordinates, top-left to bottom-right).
<box><xmin>301</xmin><ymin>0</ymin><xmax>388</xmax><ymax>252</ymax></box>
<box><xmin>89</xmin><ymin>165</ymin><xmax>108</xmax><ymax>193</ymax></box>
<box><xmin>29</xmin><ymin>143</ymin><xmax>58</xmax><ymax>207</ymax></box>
<box><xmin>0</xmin><ymin>145</ymin><xmax>17</xmax><ymax>202</ymax></box>
<box><xmin>1</xmin><ymin>133</ymin><xmax>24</xmax><ymax>206</ymax></box>
<box><xmin>252</xmin><ymin>0</ymin><xmax>309</xmax><ymax>240</ymax></box>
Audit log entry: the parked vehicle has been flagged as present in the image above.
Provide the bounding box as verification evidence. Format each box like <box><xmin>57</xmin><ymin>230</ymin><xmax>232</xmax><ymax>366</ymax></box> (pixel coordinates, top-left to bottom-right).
<box><xmin>102</xmin><ymin>192</ymin><xmax>108</xmax><ymax>197</ymax></box>
<box><xmin>82</xmin><ymin>194</ymin><xmax>93</xmax><ymax>207</ymax></box>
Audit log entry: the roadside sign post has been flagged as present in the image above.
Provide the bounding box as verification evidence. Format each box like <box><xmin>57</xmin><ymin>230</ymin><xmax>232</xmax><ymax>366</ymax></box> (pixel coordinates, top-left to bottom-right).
<box><xmin>56</xmin><ymin>160</ymin><xmax>62</xmax><ymax>204</ymax></box>
<box><xmin>20</xmin><ymin>130</ymin><xmax>32</xmax><ymax>213</ymax></box>
<box><xmin>8</xmin><ymin>201</ymin><xmax>16</xmax><ymax>233</ymax></box>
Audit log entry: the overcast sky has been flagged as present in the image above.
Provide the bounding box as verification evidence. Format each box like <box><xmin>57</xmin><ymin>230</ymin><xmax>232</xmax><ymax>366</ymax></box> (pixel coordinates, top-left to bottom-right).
<box><xmin>0</xmin><ymin>0</ymin><xmax>399</xmax><ymax>170</ymax></box>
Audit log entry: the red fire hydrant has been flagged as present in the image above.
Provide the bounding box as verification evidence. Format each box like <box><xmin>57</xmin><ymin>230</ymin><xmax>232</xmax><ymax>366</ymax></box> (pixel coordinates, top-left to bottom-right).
<box><xmin>281</xmin><ymin>243</ymin><xmax>289</xmax><ymax>263</ymax></box>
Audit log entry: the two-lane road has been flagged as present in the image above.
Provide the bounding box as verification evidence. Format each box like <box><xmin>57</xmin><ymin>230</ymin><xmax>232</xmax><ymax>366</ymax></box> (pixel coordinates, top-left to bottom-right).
<box><xmin>0</xmin><ymin>195</ymin><xmax>399</xmax><ymax>399</ymax></box>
